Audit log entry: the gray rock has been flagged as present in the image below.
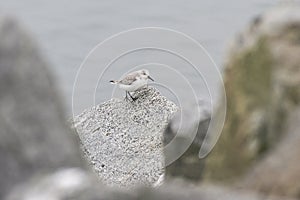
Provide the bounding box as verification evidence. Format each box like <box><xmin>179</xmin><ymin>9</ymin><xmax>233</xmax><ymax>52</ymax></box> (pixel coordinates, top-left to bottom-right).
<box><xmin>72</xmin><ymin>87</ymin><xmax>178</xmax><ymax>188</ymax></box>
<box><xmin>240</xmin><ymin>107</ymin><xmax>300</xmax><ymax>198</ymax></box>
<box><xmin>5</xmin><ymin>168</ymin><xmax>97</xmax><ymax>200</ymax></box>
<box><xmin>164</xmin><ymin>100</ymin><xmax>211</xmax><ymax>146</ymax></box>
<box><xmin>0</xmin><ymin>15</ymin><xmax>85</xmax><ymax>198</ymax></box>
<box><xmin>6</xmin><ymin>175</ymin><xmax>291</xmax><ymax>200</ymax></box>
<box><xmin>164</xmin><ymin>100</ymin><xmax>211</xmax><ymax>181</ymax></box>
<box><xmin>204</xmin><ymin>4</ymin><xmax>300</xmax><ymax>182</ymax></box>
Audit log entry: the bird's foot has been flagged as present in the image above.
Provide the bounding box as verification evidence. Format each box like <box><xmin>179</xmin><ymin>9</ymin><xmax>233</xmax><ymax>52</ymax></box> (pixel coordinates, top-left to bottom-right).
<box><xmin>128</xmin><ymin>92</ymin><xmax>137</xmax><ymax>102</ymax></box>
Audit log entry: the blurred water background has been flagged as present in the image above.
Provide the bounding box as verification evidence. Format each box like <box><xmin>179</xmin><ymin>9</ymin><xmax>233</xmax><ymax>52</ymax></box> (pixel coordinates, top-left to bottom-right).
<box><xmin>1</xmin><ymin>0</ymin><xmax>278</xmax><ymax>114</ymax></box>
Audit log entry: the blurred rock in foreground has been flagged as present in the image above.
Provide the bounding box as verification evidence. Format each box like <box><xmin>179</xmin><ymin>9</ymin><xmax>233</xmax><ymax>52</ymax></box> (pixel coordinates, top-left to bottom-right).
<box><xmin>204</xmin><ymin>3</ymin><xmax>300</xmax><ymax>186</ymax></box>
<box><xmin>0</xmin><ymin>15</ymin><xmax>84</xmax><ymax>199</ymax></box>
<box><xmin>7</xmin><ymin>178</ymin><xmax>290</xmax><ymax>200</ymax></box>
<box><xmin>73</xmin><ymin>87</ymin><xmax>178</xmax><ymax>188</ymax></box>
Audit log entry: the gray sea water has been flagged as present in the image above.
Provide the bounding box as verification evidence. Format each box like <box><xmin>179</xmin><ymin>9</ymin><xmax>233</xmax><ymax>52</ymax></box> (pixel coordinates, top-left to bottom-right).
<box><xmin>1</xmin><ymin>0</ymin><xmax>278</xmax><ymax>115</ymax></box>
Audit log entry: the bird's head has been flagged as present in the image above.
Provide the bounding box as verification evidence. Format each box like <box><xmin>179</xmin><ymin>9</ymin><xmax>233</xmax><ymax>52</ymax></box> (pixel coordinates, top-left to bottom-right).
<box><xmin>140</xmin><ymin>69</ymin><xmax>154</xmax><ymax>81</ymax></box>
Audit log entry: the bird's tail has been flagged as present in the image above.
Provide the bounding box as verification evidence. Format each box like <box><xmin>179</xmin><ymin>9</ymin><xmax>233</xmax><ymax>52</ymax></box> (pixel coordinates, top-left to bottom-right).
<box><xmin>109</xmin><ymin>80</ymin><xmax>118</xmax><ymax>84</ymax></box>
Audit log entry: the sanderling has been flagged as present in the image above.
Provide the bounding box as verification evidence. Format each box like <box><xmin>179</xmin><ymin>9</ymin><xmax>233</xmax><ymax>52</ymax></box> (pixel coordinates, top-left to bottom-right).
<box><xmin>110</xmin><ymin>69</ymin><xmax>154</xmax><ymax>101</ymax></box>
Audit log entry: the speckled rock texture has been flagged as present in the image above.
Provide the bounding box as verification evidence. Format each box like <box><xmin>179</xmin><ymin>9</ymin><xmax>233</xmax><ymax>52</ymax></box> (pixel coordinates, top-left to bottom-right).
<box><xmin>73</xmin><ymin>87</ymin><xmax>178</xmax><ymax>188</ymax></box>
<box><xmin>204</xmin><ymin>4</ymin><xmax>300</xmax><ymax>185</ymax></box>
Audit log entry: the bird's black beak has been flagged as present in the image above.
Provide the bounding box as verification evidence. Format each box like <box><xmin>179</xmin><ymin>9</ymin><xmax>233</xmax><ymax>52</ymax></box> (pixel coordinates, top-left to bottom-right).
<box><xmin>148</xmin><ymin>76</ymin><xmax>154</xmax><ymax>81</ymax></box>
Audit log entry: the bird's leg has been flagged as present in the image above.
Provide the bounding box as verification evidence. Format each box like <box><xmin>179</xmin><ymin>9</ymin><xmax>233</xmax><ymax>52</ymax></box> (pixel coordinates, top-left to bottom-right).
<box><xmin>128</xmin><ymin>92</ymin><xmax>137</xmax><ymax>101</ymax></box>
<box><xmin>124</xmin><ymin>91</ymin><xmax>129</xmax><ymax>101</ymax></box>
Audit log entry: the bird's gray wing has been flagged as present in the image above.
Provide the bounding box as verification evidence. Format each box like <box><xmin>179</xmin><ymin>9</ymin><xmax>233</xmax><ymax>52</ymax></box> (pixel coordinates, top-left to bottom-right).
<box><xmin>119</xmin><ymin>72</ymin><xmax>138</xmax><ymax>85</ymax></box>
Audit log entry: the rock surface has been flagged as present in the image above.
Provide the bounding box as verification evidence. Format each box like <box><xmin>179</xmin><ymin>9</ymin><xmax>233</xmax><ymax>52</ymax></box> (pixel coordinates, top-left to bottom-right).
<box><xmin>5</xmin><ymin>168</ymin><xmax>98</xmax><ymax>200</ymax></box>
<box><xmin>73</xmin><ymin>87</ymin><xmax>178</xmax><ymax>188</ymax></box>
<box><xmin>7</xmin><ymin>177</ymin><xmax>292</xmax><ymax>200</ymax></box>
<box><xmin>240</xmin><ymin>107</ymin><xmax>300</xmax><ymax>198</ymax></box>
<box><xmin>204</xmin><ymin>4</ymin><xmax>300</xmax><ymax>183</ymax></box>
<box><xmin>164</xmin><ymin>100</ymin><xmax>211</xmax><ymax>181</ymax></box>
<box><xmin>0</xmin><ymin>15</ymin><xmax>84</xmax><ymax>198</ymax></box>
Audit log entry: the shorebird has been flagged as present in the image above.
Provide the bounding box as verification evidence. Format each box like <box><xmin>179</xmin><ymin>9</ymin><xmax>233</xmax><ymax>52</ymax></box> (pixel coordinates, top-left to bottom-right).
<box><xmin>110</xmin><ymin>69</ymin><xmax>154</xmax><ymax>101</ymax></box>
